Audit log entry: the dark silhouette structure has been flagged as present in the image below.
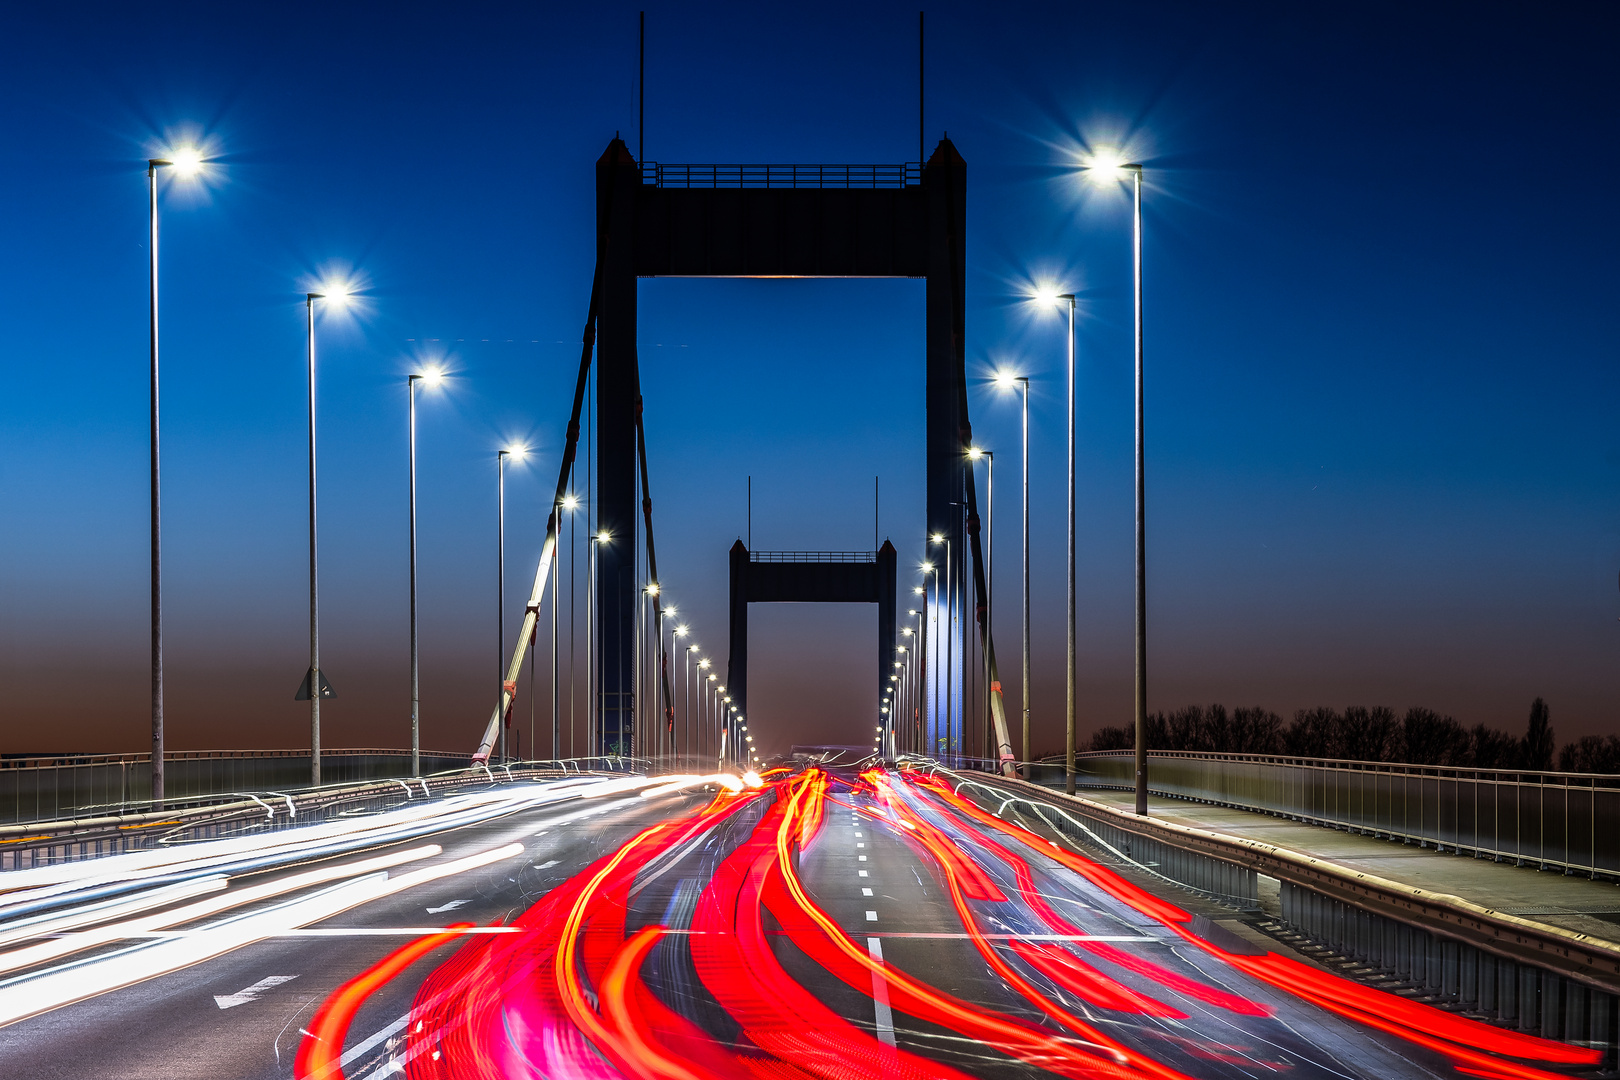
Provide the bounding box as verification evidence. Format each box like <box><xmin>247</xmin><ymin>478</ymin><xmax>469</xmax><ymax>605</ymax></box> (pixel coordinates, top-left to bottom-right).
<box><xmin>725</xmin><ymin>543</ymin><xmax>898</xmax><ymax>735</ymax></box>
<box><xmin>591</xmin><ymin>138</ymin><xmax>970</xmax><ymax>754</ymax></box>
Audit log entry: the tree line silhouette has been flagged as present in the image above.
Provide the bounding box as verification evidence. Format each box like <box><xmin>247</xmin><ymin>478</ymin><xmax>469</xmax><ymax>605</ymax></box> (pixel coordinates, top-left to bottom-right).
<box><xmin>1085</xmin><ymin>697</ymin><xmax>1620</xmax><ymax>773</ymax></box>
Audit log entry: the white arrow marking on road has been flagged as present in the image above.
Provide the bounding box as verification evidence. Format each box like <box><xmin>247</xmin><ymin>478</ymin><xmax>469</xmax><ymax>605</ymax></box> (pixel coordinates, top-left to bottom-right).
<box><xmin>214</xmin><ymin>975</ymin><xmax>298</xmax><ymax>1009</ymax></box>
<box><xmin>425</xmin><ymin>900</ymin><xmax>469</xmax><ymax>914</ymax></box>
<box><xmin>535</xmin><ymin>860</ymin><xmax>560</xmax><ymax>870</ymax></box>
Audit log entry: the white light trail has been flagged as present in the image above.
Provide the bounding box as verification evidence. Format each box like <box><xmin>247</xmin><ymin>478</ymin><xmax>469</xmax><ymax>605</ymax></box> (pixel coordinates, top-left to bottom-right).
<box><xmin>0</xmin><ymin>842</ymin><xmax>524</xmax><ymax>1027</ymax></box>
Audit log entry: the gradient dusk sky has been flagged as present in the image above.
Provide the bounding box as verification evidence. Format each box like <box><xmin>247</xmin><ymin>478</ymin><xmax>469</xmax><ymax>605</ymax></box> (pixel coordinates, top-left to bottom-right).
<box><xmin>0</xmin><ymin>1</ymin><xmax>1615</xmax><ymax>760</ymax></box>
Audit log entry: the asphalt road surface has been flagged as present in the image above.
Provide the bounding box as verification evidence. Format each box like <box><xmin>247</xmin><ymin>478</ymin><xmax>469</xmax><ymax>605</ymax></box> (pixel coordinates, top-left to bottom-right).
<box><xmin>0</xmin><ymin>768</ymin><xmax>1600</xmax><ymax>1080</ymax></box>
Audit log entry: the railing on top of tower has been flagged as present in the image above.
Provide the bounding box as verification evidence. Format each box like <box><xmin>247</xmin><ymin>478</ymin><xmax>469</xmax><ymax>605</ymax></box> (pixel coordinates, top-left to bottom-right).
<box><xmin>749</xmin><ymin>550</ymin><xmax>876</xmax><ymax>564</ymax></box>
<box><xmin>640</xmin><ymin>163</ymin><xmax>923</xmax><ymax>189</ymax></box>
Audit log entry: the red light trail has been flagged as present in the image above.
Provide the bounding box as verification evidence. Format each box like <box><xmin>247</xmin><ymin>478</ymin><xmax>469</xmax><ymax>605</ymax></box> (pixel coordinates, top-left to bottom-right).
<box><xmin>297</xmin><ymin>770</ymin><xmax>1600</xmax><ymax>1079</ymax></box>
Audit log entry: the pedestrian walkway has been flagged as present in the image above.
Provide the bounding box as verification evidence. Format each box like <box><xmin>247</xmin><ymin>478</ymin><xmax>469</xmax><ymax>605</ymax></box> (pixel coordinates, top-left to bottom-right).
<box><xmin>1072</xmin><ymin>786</ymin><xmax>1620</xmax><ymax>946</ymax></box>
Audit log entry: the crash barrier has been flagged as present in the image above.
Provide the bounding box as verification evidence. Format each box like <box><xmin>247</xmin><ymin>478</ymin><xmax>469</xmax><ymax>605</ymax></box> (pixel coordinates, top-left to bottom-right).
<box><xmin>1063</xmin><ymin>750</ymin><xmax>1620</xmax><ymax>880</ymax></box>
<box><xmin>0</xmin><ymin>757</ymin><xmax>640</xmax><ymax>870</ymax></box>
<box><xmin>958</xmin><ymin>771</ymin><xmax>1620</xmax><ymax>1066</ymax></box>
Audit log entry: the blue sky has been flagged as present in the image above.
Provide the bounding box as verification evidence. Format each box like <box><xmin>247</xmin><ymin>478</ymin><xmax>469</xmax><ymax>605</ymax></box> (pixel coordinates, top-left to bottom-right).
<box><xmin>1</xmin><ymin>1</ymin><xmax>1616</xmax><ymax>758</ymax></box>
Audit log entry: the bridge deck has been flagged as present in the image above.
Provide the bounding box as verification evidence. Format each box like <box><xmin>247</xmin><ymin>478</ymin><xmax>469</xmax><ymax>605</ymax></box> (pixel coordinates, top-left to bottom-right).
<box><xmin>1075</xmin><ymin>787</ymin><xmax>1620</xmax><ymax>947</ymax></box>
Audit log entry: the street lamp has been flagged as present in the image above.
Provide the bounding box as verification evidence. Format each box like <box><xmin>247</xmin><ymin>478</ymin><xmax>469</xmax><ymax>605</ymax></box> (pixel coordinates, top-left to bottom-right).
<box><xmin>407</xmin><ymin>369</ymin><xmax>444</xmax><ymax>777</ymax></box>
<box><xmin>928</xmin><ymin>535</ymin><xmax>952</xmax><ymax>764</ymax></box>
<box><xmin>969</xmin><ymin>447</ymin><xmax>995</xmax><ymax>766</ymax></box>
<box><xmin>144</xmin><ymin>146</ymin><xmax>204</xmax><ymax>807</ymax></box>
<box><xmin>996</xmin><ymin>370</ymin><xmax>1031</xmax><ymax>774</ymax></box>
<box><xmin>699</xmin><ymin>661</ymin><xmax>712</xmax><ymax>755</ymax></box>
<box><xmin>705</xmin><ymin>671</ymin><xmax>717</xmax><ymax>757</ymax></box>
<box><xmin>300</xmin><ymin>283</ymin><xmax>350</xmax><ymax>788</ymax></box>
<box><xmin>670</xmin><ymin>621</ymin><xmax>688</xmax><ymax>761</ymax></box>
<box><xmin>684</xmin><ymin>644</ymin><xmax>699</xmax><ymax>763</ymax></box>
<box><xmin>1089</xmin><ymin>153</ymin><xmax>1148</xmax><ymax>814</ymax></box>
<box><xmin>588</xmin><ymin>530</ymin><xmax>609</xmax><ymax>753</ymax></box>
<box><xmin>641</xmin><ymin>583</ymin><xmax>659</xmax><ymax>761</ymax></box>
<box><xmin>1039</xmin><ymin>288</ymin><xmax>1078</xmax><ymax>795</ymax></box>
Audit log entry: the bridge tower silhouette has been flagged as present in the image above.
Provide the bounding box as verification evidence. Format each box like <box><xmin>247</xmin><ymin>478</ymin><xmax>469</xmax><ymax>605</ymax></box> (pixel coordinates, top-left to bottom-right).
<box><xmin>476</xmin><ymin>136</ymin><xmax>1010</xmax><ymax>766</ymax></box>
<box><xmin>589</xmin><ymin>135</ymin><xmax>1000</xmax><ymax>763</ymax></box>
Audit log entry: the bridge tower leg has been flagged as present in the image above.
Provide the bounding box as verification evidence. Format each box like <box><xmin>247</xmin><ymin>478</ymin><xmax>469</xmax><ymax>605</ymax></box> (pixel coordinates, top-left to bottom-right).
<box><xmin>877</xmin><ymin>540</ymin><xmax>897</xmax><ymax>755</ymax></box>
<box><xmin>925</xmin><ymin>140</ymin><xmax>968</xmax><ymax>760</ymax></box>
<box><xmin>727</xmin><ymin>539</ymin><xmax>749</xmax><ymax>739</ymax></box>
<box><xmin>595</xmin><ymin>139</ymin><xmax>641</xmax><ymax>755</ymax></box>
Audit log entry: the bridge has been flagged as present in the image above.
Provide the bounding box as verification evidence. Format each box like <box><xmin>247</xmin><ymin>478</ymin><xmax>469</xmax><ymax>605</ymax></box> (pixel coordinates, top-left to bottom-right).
<box><xmin>462</xmin><ymin>135</ymin><xmax>1013</xmax><ymax>778</ymax></box>
<box><xmin>3</xmin><ymin>139</ymin><xmax>1614</xmax><ymax>1080</ymax></box>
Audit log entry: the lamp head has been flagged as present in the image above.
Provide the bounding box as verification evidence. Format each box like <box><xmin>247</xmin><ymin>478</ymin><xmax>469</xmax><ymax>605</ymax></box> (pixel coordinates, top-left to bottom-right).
<box><xmin>1086</xmin><ymin>151</ymin><xmax>1141</xmax><ymax>183</ymax></box>
<box><xmin>929</xmin><ymin>534</ymin><xmax>944</xmax><ymax>546</ymax></box>
<box><xmin>1032</xmin><ymin>286</ymin><xmax>1066</xmax><ymax>310</ymax></box>
<box><xmin>314</xmin><ymin>280</ymin><xmax>352</xmax><ymax>307</ymax></box>
<box><xmin>645</xmin><ymin>582</ymin><xmax>659</xmax><ymax>595</ymax></box>
<box><xmin>596</xmin><ymin>530</ymin><xmax>610</xmax><ymax>544</ymax></box>
<box><xmin>967</xmin><ymin>447</ymin><xmax>984</xmax><ymax>461</ymax></box>
<box><xmin>169</xmin><ymin>147</ymin><xmax>204</xmax><ymax>177</ymax></box>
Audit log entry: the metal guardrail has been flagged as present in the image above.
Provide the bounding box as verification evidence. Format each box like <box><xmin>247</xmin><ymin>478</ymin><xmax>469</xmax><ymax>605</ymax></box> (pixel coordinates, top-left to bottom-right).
<box><xmin>641</xmin><ymin>163</ymin><xmax>922</xmax><ymax>189</ymax></box>
<box><xmin>0</xmin><ymin>748</ymin><xmax>479</xmax><ymax>826</ymax></box>
<box><xmin>0</xmin><ymin>756</ymin><xmax>651</xmax><ymax>871</ymax></box>
<box><xmin>750</xmin><ymin>550</ymin><xmax>875</xmax><ymax>563</ymax></box>
<box><xmin>958</xmin><ymin>772</ymin><xmax>1620</xmax><ymax>1053</ymax></box>
<box><xmin>1068</xmin><ymin>750</ymin><xmax>1620</xmax><ymax>879</ymax></box>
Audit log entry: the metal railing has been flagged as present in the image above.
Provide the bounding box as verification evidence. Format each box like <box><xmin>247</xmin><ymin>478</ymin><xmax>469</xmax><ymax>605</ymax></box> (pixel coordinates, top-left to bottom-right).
<box><xmin>750</xmin><ymin>550</ymin><xmax>875</xmax><ymax>563</ymax></box>
<box><xmin>1067</xmin><ymin>750</ymin><xmax>1620</xmax><ymax>879</ymax></box>
<box><xmin>641</xmin><ymin>163</ymin><xmax>921</xmax><ymax>189</ymax></box>
<box><xmin>0</xmin><ymin>759</ymin><xmax>616</xmax><ymax>871</ymax></box>
<box><xmin>0</xmin><ymin>748</ymin><xmax>477</xmax><ymax>825</ymax></box>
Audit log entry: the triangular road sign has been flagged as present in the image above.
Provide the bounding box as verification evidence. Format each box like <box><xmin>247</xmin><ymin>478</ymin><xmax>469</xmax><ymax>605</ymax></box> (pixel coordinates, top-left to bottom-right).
<box><xmin>293</xmin><ymin>667</ymin><xmax>336</xmax><ymax>701</ymax></box>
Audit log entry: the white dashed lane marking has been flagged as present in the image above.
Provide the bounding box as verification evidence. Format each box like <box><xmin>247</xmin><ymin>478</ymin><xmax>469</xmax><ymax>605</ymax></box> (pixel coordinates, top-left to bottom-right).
<box><xmin>867</xmin><ymin>937</ymin><xmax>897</xmax><ymax>1045</ymax></box>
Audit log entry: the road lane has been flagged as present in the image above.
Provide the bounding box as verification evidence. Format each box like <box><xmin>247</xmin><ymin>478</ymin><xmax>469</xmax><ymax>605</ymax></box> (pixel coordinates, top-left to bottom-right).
<box><xmin>1</xmin><ymin>767</ymin><xmax>1602</xmax><ymax>1080</ymax></box>
<box><xmin>0</xmin><ymin>778</ymin><xmax>699</xmax><ymax>1079</ymax></box>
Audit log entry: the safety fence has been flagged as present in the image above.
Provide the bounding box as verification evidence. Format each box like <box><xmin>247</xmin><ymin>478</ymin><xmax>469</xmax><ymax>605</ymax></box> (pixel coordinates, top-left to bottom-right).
<box><xmin>1063</xmin><ymin>750</ymin><xmax>1620</xmax><ymax>879</ymax></box>
<box><xmin>956</xmin><ymin>771</ymin><xmax>1620</xmax><ymax>1065</ymax></box>
<box><xmin>0</xmin><ymin>749</ymin><xmax>651</xmax><ymax>827</ymax></box>
<box><xmin>0</xmin><ymin>756</ymin><xmax>650</xmax><ymax>870</ymax></box>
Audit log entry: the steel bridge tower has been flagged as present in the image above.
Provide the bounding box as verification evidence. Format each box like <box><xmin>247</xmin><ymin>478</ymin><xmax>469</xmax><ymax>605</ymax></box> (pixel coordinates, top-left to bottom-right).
<box><xmin>592</xmin><ymin>137</ymin><xmax>973</xmax><ymax>758</ymax></box>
